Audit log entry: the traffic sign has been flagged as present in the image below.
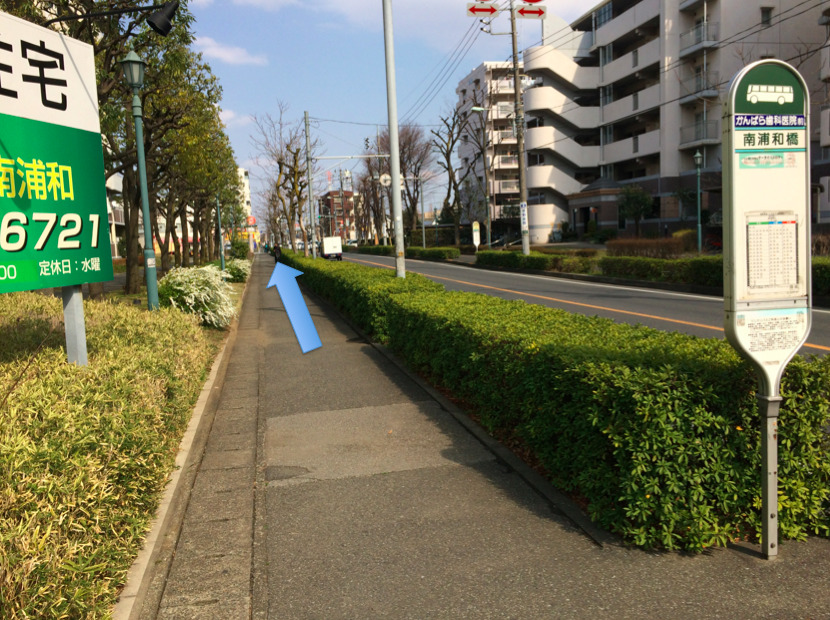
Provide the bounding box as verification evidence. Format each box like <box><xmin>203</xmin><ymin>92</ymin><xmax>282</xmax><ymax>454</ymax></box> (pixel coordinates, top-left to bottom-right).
<box><xmin>467</xmin><ymin>2</ymin><xmax>499</xmax><ymax>17</ymax></box>
<box><xmin>517</xmin><ymin>5</ymin><xmax>546</xmax><ymax>18</ymax></box>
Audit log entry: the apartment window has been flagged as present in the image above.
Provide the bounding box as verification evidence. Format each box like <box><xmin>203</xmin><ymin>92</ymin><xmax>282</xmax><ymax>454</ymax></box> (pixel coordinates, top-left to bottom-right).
<box><xmin>632</xmin><ymin>134</ymin><xmax>639</xmax><ymax>153</ymax></box>
<box><xmin>632</xmin><ymin>91</ymin><xmax>639</xmax><ymax>111</ymax></box>
<box><xmin>601</xmin><ymin>125</ymin><xmax>614</xmax><ymax>144</ymax></box>
<box><xmin>599</xmin><ymin>44</ymin><xmax>613</xmax><ymax>67</ymax></box>
<box><xmin>600</xmin><ymin>85</ymin><xmax>613</xmax><ymax>106</ymax></box>
<box><xmin>632</xmin><ymin>48</ymin><xmax>638</xmax><ymax>68</ymax></box>
<box><xmin>761</xmin><ymin>7</ymin><xmax>773</xmax><ymax>27</ymax></box>
<box><xmin>595</xmin><ymin>2</ymin><xmax>612</xmax><ymax>28</ymax></box>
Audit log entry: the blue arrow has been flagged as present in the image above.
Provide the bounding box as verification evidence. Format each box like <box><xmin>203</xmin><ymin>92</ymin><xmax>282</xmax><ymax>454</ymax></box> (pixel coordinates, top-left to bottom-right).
<box><xmin>266</xmin><ymin>263</ymin><xmax>322</xmax><ymax>354</ymax></box>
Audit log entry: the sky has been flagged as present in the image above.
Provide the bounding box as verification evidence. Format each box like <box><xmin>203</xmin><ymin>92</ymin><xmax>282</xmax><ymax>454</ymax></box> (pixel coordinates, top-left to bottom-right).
<box><xmin>187</xmin><ymin>0</ymin><xmax>599</xmax><ymax>219</ymax></box>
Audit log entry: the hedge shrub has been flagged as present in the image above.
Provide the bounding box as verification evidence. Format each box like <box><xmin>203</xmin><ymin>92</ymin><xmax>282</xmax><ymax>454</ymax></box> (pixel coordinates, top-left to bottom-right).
<box><xmin>158</xmin><ymin>265</ymin><xmax>236</xmax><ymax>328</ymax></box>
<box><xmin>406</xmin><ymin>246</ymin><xmax>461</xmax><ymax>260</ymax></box>
<box><xmin>285</xmin><ymin>257</ymin><xmax>830</xmax><ymax>552</ymax></box>
<box><xmin>223</xmin><ymin>258</ymin><xmax>252</xmax><ymax>283</ymax></box>
<box><xmin>356</xmin><ymin>245</ymin><xmax>394</xmax><ymax>256</ymax></box>
<box><xmin>0</xmin><ymin>292</ymin><xmax>213</xmax><ymax>618</ymax></box>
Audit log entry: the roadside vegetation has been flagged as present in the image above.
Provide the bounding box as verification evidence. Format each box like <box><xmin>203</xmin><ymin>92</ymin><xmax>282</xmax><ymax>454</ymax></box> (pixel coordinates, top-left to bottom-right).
<box><xmin>282</xmin><ymin>250</ymin><xmax>830</xmax><ymax>553</ymax></box>
<box><xmin>0</xmin><ymin>259</ymin><xmax>250</xmax><ymax>618</ymax></box>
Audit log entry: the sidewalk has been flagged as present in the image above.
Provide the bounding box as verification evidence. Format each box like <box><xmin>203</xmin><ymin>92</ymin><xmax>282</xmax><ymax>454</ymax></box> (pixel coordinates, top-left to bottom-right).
<box><xmin>119</xmin><ymin>254</ymin><xmax>830</xmax><ymax>619</ymax></box>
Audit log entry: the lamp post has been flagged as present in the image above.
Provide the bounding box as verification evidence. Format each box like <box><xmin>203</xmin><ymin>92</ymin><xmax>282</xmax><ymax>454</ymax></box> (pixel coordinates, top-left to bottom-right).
<box><xmin>470</xmin><ymin>106</ymin><xmax>492</xmax><ymax>248</ymax></box>
<box><xmin>694</xmin><ymin>150</ymin><xmax>703</xmax><ymax>253</ymax></box>
<box><xmin>121</xmin><ymin>50</ymin><xmax>159</xmax><ymax>310</ymax></box>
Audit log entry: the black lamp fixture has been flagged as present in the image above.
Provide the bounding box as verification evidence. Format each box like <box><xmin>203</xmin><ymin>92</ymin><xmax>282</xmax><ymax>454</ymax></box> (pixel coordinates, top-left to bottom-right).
<box><xmin>43</xmin><ymin>1</ymin><xmax>180</xmax><ymax>35</ymax></box>
<box><xmin>146</xmin><ymin>1</ymin><xmax>179</xmax><ymax>36</ymax></box>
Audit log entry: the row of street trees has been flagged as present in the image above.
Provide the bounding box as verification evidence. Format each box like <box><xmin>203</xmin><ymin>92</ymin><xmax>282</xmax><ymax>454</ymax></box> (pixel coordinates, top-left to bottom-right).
<box><xmin>253</xmin><ymin>101</ymin><xmax>492</xmax><ymax>250</ymax></box>
<box><xmin>3</xmin><ymin>0</ymin><xmax>243</xmax><ymax>293</ymax></box>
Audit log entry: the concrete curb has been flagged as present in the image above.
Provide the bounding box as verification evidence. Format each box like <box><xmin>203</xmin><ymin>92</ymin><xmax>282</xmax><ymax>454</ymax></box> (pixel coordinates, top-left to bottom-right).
<box><xmin>112</xmin><ymin>278</ymin><xmax>249</xmax><ymax>620</ymax></box>
<box><xmin>304</xmin><ymin>287</ymin><xmax>618</xmax><ymax>549</ymax></box>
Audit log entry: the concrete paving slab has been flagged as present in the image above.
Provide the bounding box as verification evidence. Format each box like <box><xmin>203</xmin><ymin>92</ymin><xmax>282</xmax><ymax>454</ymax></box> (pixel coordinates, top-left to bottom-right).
<box><xmin>264</xmin><ymin>402</ymin><xmax>493</xmax><ymax>483</ymax></box>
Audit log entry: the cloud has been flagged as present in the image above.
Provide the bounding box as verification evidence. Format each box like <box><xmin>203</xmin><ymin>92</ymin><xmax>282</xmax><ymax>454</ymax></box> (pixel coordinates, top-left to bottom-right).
<box><xmin>194</xmin><ymin>36</ymin><xmax>268</xmax><ymax>66</ymax></box>
<box><xmin>220</xmin><ymin>109</ymin><xmax>254</xmax><ymax>128</ymax></box>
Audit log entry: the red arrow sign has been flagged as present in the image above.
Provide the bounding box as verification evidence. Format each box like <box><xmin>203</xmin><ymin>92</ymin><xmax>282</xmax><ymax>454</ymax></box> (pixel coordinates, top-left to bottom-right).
<box><xmin>467</xmin><ymin>3</ymin><xmax>498</xmax><ymax>16</ymax></box>
<box><xmin>517</xmin><ymin>6</ymin><xmax>545</xmax><ymax>17</ymax></box>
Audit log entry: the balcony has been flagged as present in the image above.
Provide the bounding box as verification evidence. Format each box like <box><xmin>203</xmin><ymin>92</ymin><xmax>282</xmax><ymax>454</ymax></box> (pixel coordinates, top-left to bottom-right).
<box><xmin>526</xmin><ymin>164</ymin><xmax>583</xmax><ymax>197</ymax></box>
<box><xmin>679</xmin><ymin>22</ymin><xmax>720</xmax><ymax>58</ymax></box>
<box><xmin>602</xmin><ymin>128</ymin><xmax>660</xmax><ymax>164</ymax></box>
<box><xmin>523</xmin><ymin>45</ymin><xmax>599</xmax><ymax>90</ymax></box>
<box><xmin>497</xmin><ymin>179</ymin><xmax>520</xmax><ymax>194</ymax></box>
<box><xmin>600</xmin><ymin>38</ymin><xmax>660</xmax><ymax>86</ymax></box>
<box><xmin>492</xmin><ymin>78</ymin><xmax>515</xmax><ymax>94</ymax></box>
<box><xmin>822</xmin><ymin>45</ymin><xmax>830</xmax><ymax>83</ymax></box>
<box><xmin>496</xmin><ymin>129</ymin><xmax>517</xmax><ymax>144</ymax></box>
<box><xmin>109</xmin><ymin>204</ymin><xmax>125</xmax><ymax>226</ymax></box>
<box><xmin>495</xmin><ymin>155</ymin><xmax>519</xmax><ymax>169</ymax></box>
<box><xmin>679</xmin><ymin>71</ymin><xmax>720</xmax><ymax>105</ymax></box>
<box><xmin>821</xmin><ymin>105</ymin><xmax>830</xmax><ymax>148</ymax></box>
<box><xmin>602</xmin><ymin>83</ymin><xmax>661</xmax><ymax>125</ymax></box>
<box><xmin>492</xmin><ymin>104</ymin><xmax>515</xmax><ymax>120</ymax></box>
<box><xmin>525</xmin><ymin>126</ymin><xmax>600</xmax><ymax>168</ymax></box>
<box><xmin>679</xmin><ymin>120</ymin><xmax>720</xmax><ymax>148</ymax></box>
<box><xmin>594</xmin><ymin>0</ymin><xmax>659</xmax><ymax>48</ymax></box>
<box><xmin>523</xmin><ymin>85</ymin><xmax>599</xmax><ymax>129</ymax></box>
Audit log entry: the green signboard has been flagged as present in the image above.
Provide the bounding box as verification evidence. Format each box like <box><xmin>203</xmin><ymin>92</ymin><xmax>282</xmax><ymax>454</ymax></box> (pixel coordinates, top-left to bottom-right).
<box><xmin>0</xmin><ymin>12</ymin><xmax>112</xmax><ymax>294</ymax></box>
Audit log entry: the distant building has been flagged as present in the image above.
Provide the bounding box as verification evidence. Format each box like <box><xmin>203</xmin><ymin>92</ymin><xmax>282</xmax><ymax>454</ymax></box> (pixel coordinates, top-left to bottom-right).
<box><xmin>519</xmin><ymin>0</ymin><xmax>825</xmax><ymax>240</ymax></box>
<box><xmin>456</xmin><ymin>62</ymin><xmax>535</xmax><ymax>235</ymax></box>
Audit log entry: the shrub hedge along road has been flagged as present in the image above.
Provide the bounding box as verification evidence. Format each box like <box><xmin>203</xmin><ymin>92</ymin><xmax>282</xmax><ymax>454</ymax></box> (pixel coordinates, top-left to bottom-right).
<box><xmin>283</xmin><ymin>251</ymin><xmax>830</xmax><ymax>553</ymax></box>
<box><xmin>0</xmin><ymin>292</ymin><xmax>213</xmax><ymax>619</ymax></box>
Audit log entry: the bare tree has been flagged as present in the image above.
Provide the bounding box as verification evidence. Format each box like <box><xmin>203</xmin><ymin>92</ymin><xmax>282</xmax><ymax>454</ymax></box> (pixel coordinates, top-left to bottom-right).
<box><xmin>431</xmin><ymin>106</ymin><xmax>472</xmax><ymax>245</ymax></box>
<box><xmin>252</xmin><ymin>102</ymin><xmax>320</xmax><ymax>255</ymax></box>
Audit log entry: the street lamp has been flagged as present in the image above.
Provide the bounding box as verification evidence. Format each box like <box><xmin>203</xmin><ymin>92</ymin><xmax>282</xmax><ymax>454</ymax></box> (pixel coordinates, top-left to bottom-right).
<box><xmin>470</xmin><ymin>106</ymin><xmax>492</xmax><ymax>248</ymax></box>
<box><xmin>121</xmin><ymin>50</ymin><xmax>159</xmax><ymax>310</ymax></box>
<box><xmin>43</xmin><ymin>1</ymin><xmax>179</xmax><ymax>33</ymax></box>
<box><xmin>694</xmin><ymin>150</ymin><xmax>703</xmax><ymax>253</ymax></box>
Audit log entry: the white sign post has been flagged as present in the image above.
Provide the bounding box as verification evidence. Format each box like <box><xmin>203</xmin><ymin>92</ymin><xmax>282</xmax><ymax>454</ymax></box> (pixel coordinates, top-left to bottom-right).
<box><xmin>472</xmin><ymin>221</ymin><xmax>480</xmax><ymax>250</ymax></box>
<box><xmin>723</xmin><ymin>59</ymin><xmax>812</xmax><ymax>559</ymax></box>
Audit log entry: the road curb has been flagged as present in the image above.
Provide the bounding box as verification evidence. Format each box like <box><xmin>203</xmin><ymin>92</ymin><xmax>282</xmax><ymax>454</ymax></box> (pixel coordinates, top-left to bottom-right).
<box><xmin>112</xmin><ymin>276</ymin><xmax>250</xmax><ymax>620</ymax></box>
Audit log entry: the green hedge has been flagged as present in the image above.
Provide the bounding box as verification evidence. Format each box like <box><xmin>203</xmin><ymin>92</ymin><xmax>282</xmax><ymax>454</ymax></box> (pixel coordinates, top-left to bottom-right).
<box><xmin>406</xmin><ymin>246</ymin><xmax>461</xmax><ymax>260</ymax></box>
<box><xmin>282</xmin><ymin>252</ymin><xmax>443</xmax><ymax>341</ymax></box>
<box><xmin>476</xmin><ymin>250</ymin><xmax>595</xmax><ymax>274</ymax></box>
<box><xmin>356</xmin><ymin>245</ymin><xmax>394</xmax><ymax>256</ymax></box>
<box><xmin>0</xmin><ymin>292</ymin><xmax>213</xmax><ymax>618</ymax></box>
<box><xmin>598</xmin><ymin>255</ymin><xmax>724</xmax><ymax>287</ymax></box>
<box><xmin>285</xmin><ymin>255</ymin><xmax>830</xmax><ymax>552</ymax></box>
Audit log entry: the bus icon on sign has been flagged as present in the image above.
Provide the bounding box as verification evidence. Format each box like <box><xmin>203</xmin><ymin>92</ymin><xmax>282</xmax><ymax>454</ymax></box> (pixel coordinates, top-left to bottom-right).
<box><xmin>747</xmin><ymin>84</ymin><xmax>794</xmax><ymax>105</ymax></box>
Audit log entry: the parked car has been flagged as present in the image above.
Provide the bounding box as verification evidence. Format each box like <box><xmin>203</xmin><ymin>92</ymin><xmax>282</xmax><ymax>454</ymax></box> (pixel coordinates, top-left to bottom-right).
<box><xmin>345</xmin><ymin>239</ymin><xmax>359</xmax><ymax>247</ymax></box>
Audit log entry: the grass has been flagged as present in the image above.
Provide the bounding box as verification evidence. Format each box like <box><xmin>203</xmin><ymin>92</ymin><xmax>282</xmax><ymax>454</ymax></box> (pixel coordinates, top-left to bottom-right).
<box><xmin>0</xmin><ymin>262</ymin><xmax>248</xmax><ymax>618</ymax></box>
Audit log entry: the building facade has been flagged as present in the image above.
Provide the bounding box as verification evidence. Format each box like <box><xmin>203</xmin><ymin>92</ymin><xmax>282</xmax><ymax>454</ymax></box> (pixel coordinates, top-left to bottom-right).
<box><xmin>456</xmin><ymin>62</ymin><xmax>535</xmax><ymax>235</ymax></box>
<box><xmin>521</xmin><ymin>0</ymin><xmax>825</xmax><ymax>242</ymax></box>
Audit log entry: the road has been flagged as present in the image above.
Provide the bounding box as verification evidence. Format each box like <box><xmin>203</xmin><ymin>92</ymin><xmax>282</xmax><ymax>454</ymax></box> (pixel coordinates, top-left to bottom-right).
<box><xmin>343</xmin><ymin>253</ymin><xmax>830</xmax><ymax>357</ymax></box>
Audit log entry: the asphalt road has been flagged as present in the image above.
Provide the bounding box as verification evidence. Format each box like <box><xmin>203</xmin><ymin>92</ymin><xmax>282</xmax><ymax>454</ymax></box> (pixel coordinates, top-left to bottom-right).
<box><xmin>343</xmin><ymin>253</ymin><xmax>830</xmax><ymax>357</ymax></box>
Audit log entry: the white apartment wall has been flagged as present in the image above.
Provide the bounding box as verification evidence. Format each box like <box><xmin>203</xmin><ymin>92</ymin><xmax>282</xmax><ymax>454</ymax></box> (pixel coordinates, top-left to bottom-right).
<box><xmin>525</xmin><ymin>0</ymin><xmax>824</xmax><ymax>239</ymax></box>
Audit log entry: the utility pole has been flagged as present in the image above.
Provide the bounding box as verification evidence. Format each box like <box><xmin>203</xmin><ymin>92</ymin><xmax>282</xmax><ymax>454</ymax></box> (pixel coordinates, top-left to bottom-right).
<box><xmin>304</xmin><ymin>110</ymin><xmax>317</xmax><ymax>258</ymax></box>
<box><xmin>382</xmin><ymin>0</ymin><xmax>406</xmax><ymax>277</ymax></box>
<box><xmin>510</xmin><ymin>0</ymin><xmax>530</xmax><ymax>255</ymax></box>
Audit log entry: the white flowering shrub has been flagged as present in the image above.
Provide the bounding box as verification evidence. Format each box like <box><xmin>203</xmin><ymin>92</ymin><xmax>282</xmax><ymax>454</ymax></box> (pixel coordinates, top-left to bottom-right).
<box><xmin>158</xmin><ymin>265</ymin><xmax>236</xmax><ymax>328</ymax></box>
<box><xmin>223</xmin><ymin>258</ymin><xmax>251</xmax><ymax>283</ymax></box>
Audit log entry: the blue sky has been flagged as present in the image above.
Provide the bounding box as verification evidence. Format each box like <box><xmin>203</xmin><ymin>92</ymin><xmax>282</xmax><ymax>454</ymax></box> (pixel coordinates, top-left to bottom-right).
<box><xmin>187</xmin><ymin>0</ymin><xmax>598</xmax><ymax>217</ymax></box>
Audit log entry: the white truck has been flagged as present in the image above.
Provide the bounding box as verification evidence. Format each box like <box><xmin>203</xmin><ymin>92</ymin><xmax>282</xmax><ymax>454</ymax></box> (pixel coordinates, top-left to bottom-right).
<box><xmin>321</xmin><ymin>236</ymin><xmax>343</xmax><ymax>261</ymax></box>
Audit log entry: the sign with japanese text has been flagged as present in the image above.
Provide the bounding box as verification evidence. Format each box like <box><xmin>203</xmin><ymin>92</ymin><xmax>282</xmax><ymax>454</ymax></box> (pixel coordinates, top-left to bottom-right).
<box><xmin>0</xmin><ymin>12</ymin><xmax>112</xmax><ymax>294</ymax></box>
<box><xmin>723</xmin><ymin>59</ymin><xmax>811</xmax><ymax>397</ymax></box>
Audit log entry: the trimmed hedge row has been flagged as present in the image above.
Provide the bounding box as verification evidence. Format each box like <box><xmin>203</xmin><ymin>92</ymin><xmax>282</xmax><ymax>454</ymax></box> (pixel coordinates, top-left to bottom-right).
<box><xmin>0</xmin><ymin>292</ymin><xmax>213</xmax><ymax>618</ymax></box>
<box><xmin>406</xmin><ymin>246</ymin><xmax>461</xmax><ymax>260</ymax></box>
<box><xmin>476</xmin><ymin>250</ymin><xmax>595</xmax><ymax>274</ymax></box>
<box><xmin>356</xmin><ymin>245</ymin><xmax>394</xmax><ymax>256</ymax></box>
<box><xmin>283</xmin><ymin>253</ymin><xmax>830</xmax><ymax>552</ymax></box>
<box><xmin>477</xmin><ymin>251</ymin><xmax>830</xmax><ymax>294</ymax></box>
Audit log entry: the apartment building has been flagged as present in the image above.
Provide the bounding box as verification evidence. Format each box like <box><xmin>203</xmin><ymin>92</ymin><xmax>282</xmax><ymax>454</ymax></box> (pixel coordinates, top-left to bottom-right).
<box><xmin>456</xmin><ymin>62</ymin><xmax>535</xmax><ymax>232</ymax></box>
<box><xmin>817</xmin><ymin>1</ymin><xmax>830</xmax><ymax>223</ymax></box>
<box><xmin>522</xmin><ymin>0</ymin><xmax>825</xmax><ymax>241</ymax></box>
